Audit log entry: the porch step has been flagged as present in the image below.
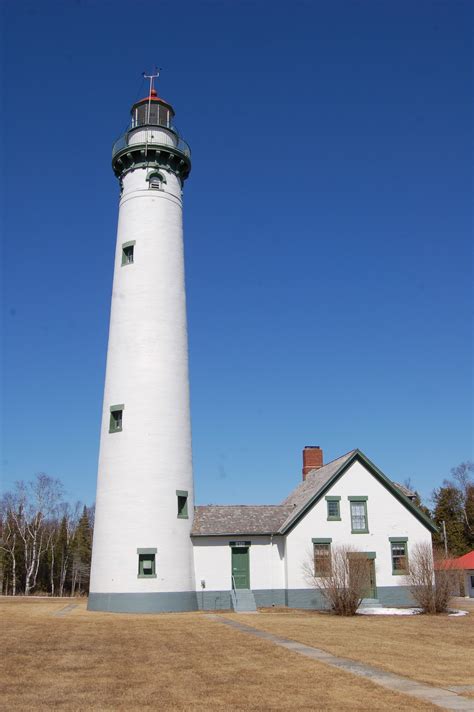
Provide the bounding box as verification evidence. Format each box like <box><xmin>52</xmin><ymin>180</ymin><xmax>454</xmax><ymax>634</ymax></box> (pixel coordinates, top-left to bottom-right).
<box><xmin>231</xmin><ymin>588</ymin><xmax>257</xmax><ymax>613</ymax></box>
<box><xmin>359</xmin><ymin>598</ymin><xmax>383</xmax><ymax>608</ymax></box>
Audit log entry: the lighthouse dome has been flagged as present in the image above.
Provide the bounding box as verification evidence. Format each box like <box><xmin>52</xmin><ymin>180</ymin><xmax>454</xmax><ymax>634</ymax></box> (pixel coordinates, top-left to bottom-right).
<box><xmin>131</xmin><ymin>88</ymin><xmax>175</xmax><ymax>129</ymax></box>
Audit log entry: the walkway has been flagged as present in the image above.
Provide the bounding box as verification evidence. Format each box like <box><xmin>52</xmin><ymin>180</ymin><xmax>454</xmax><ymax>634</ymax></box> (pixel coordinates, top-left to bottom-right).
<box><xmin>206</xmin><ymin>615</ymin><xmax>474</xmax><ymax>711</ymax></box>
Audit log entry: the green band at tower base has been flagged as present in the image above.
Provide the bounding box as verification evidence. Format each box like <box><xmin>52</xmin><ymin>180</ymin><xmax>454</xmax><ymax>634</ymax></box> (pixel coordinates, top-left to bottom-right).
<box><xmin>87</xmin><ymin>591</ymin><xmax>199</xmax><ymax>613</ymax></box>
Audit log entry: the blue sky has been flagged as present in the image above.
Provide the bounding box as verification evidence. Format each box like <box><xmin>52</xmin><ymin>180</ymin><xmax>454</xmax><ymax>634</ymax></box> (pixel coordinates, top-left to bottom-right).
<box><xmin>1</xmin><ymin>0</ymin><xmax>472</xmax><ymax>508</ymax></box>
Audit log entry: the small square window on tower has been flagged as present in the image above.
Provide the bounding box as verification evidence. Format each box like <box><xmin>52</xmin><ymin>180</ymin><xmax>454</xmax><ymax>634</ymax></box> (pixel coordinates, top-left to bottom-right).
<box><xmin>121</xmin><ymin>241</ymin><xmax>135</xmax><ymax>266</ymax></box>
<box><xmin>137</xmin><ymin>548</ymin><xmax>157</xmax><ymax>578</ymax></box>
<box><xmin>109</xmin><ymin>405</ymin><xmax>124</xmax><ymax>433</ymax></box>
<box><xmin>176</xmin><ymin>490</ymin><xmax>188</xmax><ymax>519</ymax></box>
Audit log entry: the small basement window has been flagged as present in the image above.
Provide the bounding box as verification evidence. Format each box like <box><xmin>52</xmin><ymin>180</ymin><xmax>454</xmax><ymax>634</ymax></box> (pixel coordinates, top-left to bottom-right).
<box><xmin>121</xmin><ymin>242</ymin><xmax>135</xmax><ymax>265</ymax></box>
<box><xmin>109</xmin><ymin>405</ymin><xmax>124</xmax><ymax>433</ymax></box>
<box><xmin>177</xmin><ymin>490</ymin><xmax>188</xmax><ymax>519</ymax></box>
<box><xmin>137</xmin><ymin>548</ymin><xmax>157</xmax><ymax>578</ymax></box>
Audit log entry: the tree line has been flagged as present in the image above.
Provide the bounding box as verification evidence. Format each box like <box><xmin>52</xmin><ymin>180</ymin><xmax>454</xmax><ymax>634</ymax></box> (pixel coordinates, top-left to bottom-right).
<box><xmin>0</xmin><ymin>461</ymin><xmax>472</xmax><ymax>597</ymax></box>
<box><xmin>0</xmin><ymin>474</ymin><xmax>93</xmax><ymax>596</ymax></box>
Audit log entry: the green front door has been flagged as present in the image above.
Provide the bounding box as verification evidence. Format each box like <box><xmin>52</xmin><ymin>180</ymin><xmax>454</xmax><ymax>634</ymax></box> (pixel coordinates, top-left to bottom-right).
<box><xmin>231</xmin><ymin>547</ymin><xmax>250</xmax><ymax>589</ymax></box>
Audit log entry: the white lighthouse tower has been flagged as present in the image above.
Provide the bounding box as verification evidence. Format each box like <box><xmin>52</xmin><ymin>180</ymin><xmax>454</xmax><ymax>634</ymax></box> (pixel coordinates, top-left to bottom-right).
<box><xmin>89</xmin><ymin>74</ymin><xmax>197</xmax><ymax>612</ymax></box>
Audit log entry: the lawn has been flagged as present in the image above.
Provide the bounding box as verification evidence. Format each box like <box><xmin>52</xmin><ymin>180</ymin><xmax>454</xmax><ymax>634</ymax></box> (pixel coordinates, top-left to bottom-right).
<box><xmin>237</xmin><ymin>601</ymin><xmax>474</xmax><ymax>691</ymax></box>
<box><xmin>0</xmin><ymin>598</ymin><xmax>442</xmax><ymax>711</ymax></box>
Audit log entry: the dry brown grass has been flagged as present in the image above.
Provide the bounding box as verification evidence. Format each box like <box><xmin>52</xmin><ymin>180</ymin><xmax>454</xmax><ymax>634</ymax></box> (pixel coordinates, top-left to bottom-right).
<box><xmin>237</xmin><ymin>605</ymin><xmax>474</xmax><ymax>689</ymax></box>
<box><xmin>0</xmin><ymin>598</ymin><xmax>440</xmax><ymax>711</ymax></box>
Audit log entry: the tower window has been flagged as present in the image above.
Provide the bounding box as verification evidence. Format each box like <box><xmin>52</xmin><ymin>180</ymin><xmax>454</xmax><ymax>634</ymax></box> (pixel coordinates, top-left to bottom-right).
<box><xmin>109</xmin><ymin>405</ymin><xmax>124</xmax><ymax>433</ymax></box>
<box><xmin>149</xmin><ymin>174</ymin><xmax>163</xmax><ymax>190</ymax></box>
<box><xmin>121</xmin><ymin>241</ymin><xmax>135</xmax><ymax>266</ymax></box>
<box><xmin>147</xmin><ymin>171</ymin><xmax>166</xmax><ymax>190</ymax></box>
<box><xmin>177</xmin><ymin>490</ymin><xmax>188</xmax><ymax>519</ymax></box>
<box><xmin>137</xmin><ymin>548</ymin><xmax>157</xmax><ymax>578</ymax></box>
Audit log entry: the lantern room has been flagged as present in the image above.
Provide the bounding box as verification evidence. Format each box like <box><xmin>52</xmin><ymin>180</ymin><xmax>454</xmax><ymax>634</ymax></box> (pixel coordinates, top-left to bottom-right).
<box><xmin>131</xmin><ymin>88</ymin><xmax>175</xmax><ymax>129</ymax></box>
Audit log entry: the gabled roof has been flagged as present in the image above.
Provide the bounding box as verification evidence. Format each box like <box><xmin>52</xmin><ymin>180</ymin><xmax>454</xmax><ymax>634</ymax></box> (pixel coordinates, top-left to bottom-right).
<box><xmin>279</xmin><ymin>449</ymin><xmax>437</xmax><ymax>534</ymax></box>
<box><xmin>191</xmin><ymin>504</ymin><xmax>294</xmax><ymax>536</ymax></box>
<box><xmin>191</xmin><ymin>449</ymin><xmax>438</xmax><ymax>537</ymax></box>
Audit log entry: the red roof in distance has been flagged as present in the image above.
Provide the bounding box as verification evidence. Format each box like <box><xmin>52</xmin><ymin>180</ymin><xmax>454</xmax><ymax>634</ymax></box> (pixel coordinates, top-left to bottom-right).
<box><xmin>435</xmin><ymin>550</ymin><xmax>474</xmax><ymax>570</ymax></box>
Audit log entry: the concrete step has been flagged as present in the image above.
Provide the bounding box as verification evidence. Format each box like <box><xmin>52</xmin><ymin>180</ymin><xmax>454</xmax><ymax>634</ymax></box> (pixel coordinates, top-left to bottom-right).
<box><xmin>231</xmin><ymin>589</ymin><xmax>257</xmax><ymax>613</ymax></box>
<box><xmin>359</xmin><ymin>598</ymin><xmax>383</xmax><ymax>608</ymax></box>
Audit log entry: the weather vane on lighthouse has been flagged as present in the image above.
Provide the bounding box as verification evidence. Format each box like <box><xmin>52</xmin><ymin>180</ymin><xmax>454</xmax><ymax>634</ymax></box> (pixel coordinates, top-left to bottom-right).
<box><xmin>143</xmin><ymin>67</ymin><xmax>161</xmax><ymax>95</ymax></box>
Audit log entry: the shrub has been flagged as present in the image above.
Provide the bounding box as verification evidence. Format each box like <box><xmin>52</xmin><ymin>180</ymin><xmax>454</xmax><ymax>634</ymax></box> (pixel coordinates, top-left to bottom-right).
<box><xmin>405</xmin><ymin>542</ymin><xmax>453</xmax><ymax>613</ymax></box>
<box><xmin>303</xmin><ymin>544</ymin><xmax>371</xmax><ymax>616</ymax></box>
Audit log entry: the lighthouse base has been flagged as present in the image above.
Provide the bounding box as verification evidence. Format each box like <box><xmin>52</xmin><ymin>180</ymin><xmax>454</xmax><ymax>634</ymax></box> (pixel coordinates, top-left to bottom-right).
<box><xmin>87</xmin><ymin>591</ymin><xmax>199</xmax><ymax>614</ymax></box>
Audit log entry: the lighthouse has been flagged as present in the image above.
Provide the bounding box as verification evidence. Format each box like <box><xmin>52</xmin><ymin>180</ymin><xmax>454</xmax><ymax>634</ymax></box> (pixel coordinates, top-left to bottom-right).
<box><xmin>88</xmin><ymin>74</ymin><xmax>197</xmax><ymax>612</ymax></box>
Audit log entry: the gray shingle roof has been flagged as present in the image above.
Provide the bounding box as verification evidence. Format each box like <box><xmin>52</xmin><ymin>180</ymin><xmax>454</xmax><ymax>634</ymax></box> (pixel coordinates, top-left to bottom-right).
<box><xmin>191</xmin><ymin>504</ymin><xmax>294</xmax><ymax>536</ymax></box>
<box><xmin>393</xmin><ymin>482</ymin><xmax>416</xmax><ymax>499</ymax></box>
<box><xmin>279</xmin><ymin>450</ymin><xmax>356</xmax><ymax>531</ymax></box>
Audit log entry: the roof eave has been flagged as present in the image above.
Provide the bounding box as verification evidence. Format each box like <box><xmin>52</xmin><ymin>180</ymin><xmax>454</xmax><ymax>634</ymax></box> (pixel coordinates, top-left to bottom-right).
<box><xmin>279</xmin><ymin>449</ymin><xmax>438</xmax><ymax>535</ymax></box>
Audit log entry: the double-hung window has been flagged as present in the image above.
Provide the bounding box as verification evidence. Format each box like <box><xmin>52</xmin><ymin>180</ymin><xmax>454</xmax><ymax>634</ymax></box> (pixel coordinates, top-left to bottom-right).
<box><xmin>349</xmin><ymin>496</ymin><xmax>369</xmax><ymax>533</ymax></box>
<box><xmin>312</xmin><ymin>538</ymin><xmax>332</xmax><ymax>577</ymax></box>
<box><xmin>325</xmin><ymin>496</ymin><xmax>341</xmax><ymax>521</ymax></box>
<box><xmin>390</xmin><ymin>538</ymin><xmax>408</xmax><ymax>574</ymax></box>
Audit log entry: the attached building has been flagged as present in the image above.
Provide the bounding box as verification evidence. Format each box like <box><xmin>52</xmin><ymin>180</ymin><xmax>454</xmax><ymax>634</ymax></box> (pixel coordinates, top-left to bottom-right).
<box><xmin>192</xmin><ymin>447</ymin><xmax>437</xmax><ymax>611</ymax></box>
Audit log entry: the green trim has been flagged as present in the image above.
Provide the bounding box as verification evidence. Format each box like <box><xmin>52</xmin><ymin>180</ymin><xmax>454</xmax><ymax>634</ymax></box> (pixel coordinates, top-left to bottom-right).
<box><xmin>364</xmin><ymin>552</ymin><xmax>377</xmax><ymax>560</ymax></box>
<box><xmin>177</xmin><ymin>491</ymin><xmax>188</xmax><ymax>519</ymax></box>
<box><xmin>109</xmin><ymin>405</ymin><xmax>123</xmax><ymax>434</ymax></box>
<box><xmin>137</xmin><ymin>551</ymin><xmax>156</xmax><ymax>578</ymax></box>
<box><xmin>390</xmin><ymin>540</ymin><xmax>409</xmax><ymax>575</ymax></box>
<box><xmin>325</xmin><ymin>496</ymin><xmax>341</xmax><ymax>521</ymax></box>
<box><xmin>312</xmin><ymin>538</ymin><xmax>332</xmax><ymax>544</ymax></box>
<box><xmin>122</xmin><ymin>240</ymin><xmax>136</xmax><ymax>249</ymax></box>
<box><xmin>146</xmin><ymin>169</ymin><xmax>167</xmax><ymax>183</ymax></box>
<box><xmin>229</xmin><ymin>541</ymin><xmax>251</xmax><ymax>547</ymax></box>
<box><xmin>280</xmin><ymin>450</ymin><xmax>438</xmax><ymax>535</ymax></box>
<box><xmin>350</xmin><ymin>499</ymin><xmax>369</xmax><ymax>534</ymax></box>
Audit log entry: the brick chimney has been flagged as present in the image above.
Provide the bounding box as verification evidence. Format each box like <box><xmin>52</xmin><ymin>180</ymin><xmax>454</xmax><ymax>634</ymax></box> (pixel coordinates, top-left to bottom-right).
<box><xmin>302</xmin><ymin>446</ymin><xmax>323</xmax><ymax>480</ymax></box>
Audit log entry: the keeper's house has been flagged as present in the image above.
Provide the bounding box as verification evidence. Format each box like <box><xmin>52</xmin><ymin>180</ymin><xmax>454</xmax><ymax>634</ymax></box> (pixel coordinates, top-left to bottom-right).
<box><xmin>191</xmin><ymin>446</ymin><xmax>437</xmax><ymax>611</ymax></box>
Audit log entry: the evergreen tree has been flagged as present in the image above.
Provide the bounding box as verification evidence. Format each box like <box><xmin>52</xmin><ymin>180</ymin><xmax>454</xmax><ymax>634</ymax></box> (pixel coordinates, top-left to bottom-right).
<box><xmin>71</xmin><ymin>506</ymin><xmax>93</xmax><ymax>595</ymax></box>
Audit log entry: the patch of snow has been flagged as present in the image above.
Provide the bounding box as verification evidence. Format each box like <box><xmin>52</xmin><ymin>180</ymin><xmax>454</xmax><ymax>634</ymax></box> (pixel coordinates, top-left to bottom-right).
<box><xmin>448</xmin><ymin>609</ymin><xmax>468</xmax><ymax>617</ymax></box>
<box><xmin>357</xmin><ymin>606</ymin><xmax>469</xmax><ymax>617</ymax></box>
<box><xmin>357</xmin><ymin>607</ymin><xmax>422</xmax><ymax>616</ymax></box>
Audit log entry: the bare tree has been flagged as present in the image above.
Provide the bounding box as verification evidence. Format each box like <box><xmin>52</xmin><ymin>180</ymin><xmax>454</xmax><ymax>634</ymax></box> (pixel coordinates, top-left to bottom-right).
<box><xmin>405</xmin><ymin>541</ymin><xmax>453</xmax><ymax>613</ymax></box>
<box><xmin>0</xmin><ymin>498</ymin><xmax>18</xmax><ymax>595</ymax></box>
<box><xmin>303</xmin><ymin>544</ymin><xmax>372</xmax><ymax>615</ymax></box>
<box><xmin>5</xmin><ymin>475</ymin><xmax>63</xmax><ymax>595</ymax></box>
